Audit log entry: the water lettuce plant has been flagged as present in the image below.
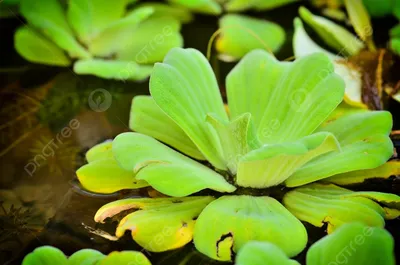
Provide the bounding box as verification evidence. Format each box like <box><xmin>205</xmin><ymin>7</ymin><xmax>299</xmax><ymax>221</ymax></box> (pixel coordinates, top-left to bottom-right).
<box><xmin>236</xmin><ymin>223</ymin><xmax>395</xmax><ymax>265</ymax></box>
<box><xmin>14</xmin><ymin>0</ymin><xmax>186</xmax><ymax>81</ymax></box>
<box><xmin>216</xmin><ymin>14</ymin><xmax>285</xmax><ymax>61</ymax></box>
<box><xmin>293</xmin><ymin>6</ymin><xmax>400</xmax><ymax>109</ymax></box>
<box><xmin>22</xmin><ymin>246</ymin><xmax>151</xmax><ymax>265</ymax></box>
<box><xmin>76</xmin><ymin>47</ymin><xmax>400</xmax><ymax>261</ymax></box>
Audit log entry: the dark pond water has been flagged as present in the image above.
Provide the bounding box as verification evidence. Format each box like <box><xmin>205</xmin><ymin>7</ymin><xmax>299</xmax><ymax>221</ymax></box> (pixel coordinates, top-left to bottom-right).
<box><xmin>0</xmin><ymin>1</ymin><xmax>399</xmax><ymax>265</ymax></box>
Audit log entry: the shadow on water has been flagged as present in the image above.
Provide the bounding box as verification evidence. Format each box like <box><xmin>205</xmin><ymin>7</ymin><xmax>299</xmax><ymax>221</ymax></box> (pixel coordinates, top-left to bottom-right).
<box><xmin>0</xmin><ymin>1</ymin><xmax>399</xmax><ymax>264</ymax></box>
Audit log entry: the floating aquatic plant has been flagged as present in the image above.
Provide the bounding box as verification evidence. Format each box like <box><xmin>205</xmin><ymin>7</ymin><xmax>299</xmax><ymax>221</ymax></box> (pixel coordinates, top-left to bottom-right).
<box><xmin>216</xmin><ymin>14</ymin><xmax>285</xmax><ymax>61</ymax></box>
<box><xmin>22</xmin><ymin>246</ymin><xmax>151</xmax><ymax>265</ymax></box>
<box><xmin>14</xmin><ymin>0</ymin><xmax>186</xmax><ymax>81</ymax></box>
<box><xmin>293</xmin><ymin>5</ymin><xmax>400</xmax><ymax>109</ymax></box>
<box><xmin>236</xmin><ymin>223</ymin><xmax>395</xmax><ymax>265</ymax></box>
<box><xmin>76</xmin><ymin>47</ymin><xmax>400</xmax><ymax>261</ymax></box>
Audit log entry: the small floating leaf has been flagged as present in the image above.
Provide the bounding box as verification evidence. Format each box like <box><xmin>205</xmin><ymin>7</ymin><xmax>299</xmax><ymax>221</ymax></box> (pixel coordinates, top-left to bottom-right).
<box><xmin>299</xmin><ymin>6</ymin><xmax>365</xmax><ymax>56</ymax></box>
<box><xmin>14</xmin><ymin>27</ymin><xmax>71</xmax><ymax>67</ymax></box>
<box><xmin>194</xmin><ymin>196</ymin><xmax>307</xmax><ymax>261</ymax></box>
<box><xmin>307</xmin><ymin>223</ymin><xmax>395</xmax><ymax>265</ymax></box>
<box><xmin>97</xmin><ymin>251</ymin><xmax>151</xmax><ymax>265</ymax></box>
<box><xmin>22</xmin><ymin>246</ymin><xmax>68</xmax><ymax>265</ymax></box>
<box><xmin>217</xmin><ymin>14</ymin><xmax>285</xmax><ymax>60</ymax></box>
<box><xmin>68</xmin><ymin>249</ymin><xmax>105</xmax><ymax>265</ymax></box>
<box><xmin>236</xmin><ymin>241</ymin><xmax>300</xmax><ymax>265</ymax></box>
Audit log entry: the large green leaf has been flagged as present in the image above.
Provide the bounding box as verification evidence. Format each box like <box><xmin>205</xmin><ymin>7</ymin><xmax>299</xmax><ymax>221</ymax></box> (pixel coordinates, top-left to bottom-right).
<box><xmin>299</xmin><ymin>7</ymin><xmax>364</xmax><ymax>56</ymax></box>
<box><xmin>286</xmin><ymin>111</ymin><xmax>393</xmax><ymax>187</ymax></box>
<box><xmin>227</xmin><ymin>49</ymin><xmax>344</xmax><ymax>144</ymax></box>
<box><xmin>193</xmin><ymin>196</ymin><xmax>307</xmax><ymax>261</ymax></box>
<box><xmin>217</xmin><ymin>14</ymin><xmax>285</xmax><ymax>61</ymax></box>
<box><xmin>97</xmin><ymin>251</ymin><xmax>151</xmax><ymax>265</ymax></box>
<box><xmin>363</xmin><ymin>0</ymin><xmax>393</xmax><ymax>17</ymax></box>
<box><xmin>22</xmin><ymin>246</ymin><xmax>68</xmax><ymax>265</ymax></box>
<box><xmin>283</xmin><ymin>184</ymin><xmax>392</xmax><ymax>233</ymax></box>
<box><xmin>129</xmin><ymin>96</ymin><xmax>205</xmax><ymax>160</ymax></box>
<box><xmin>236</xmin><ymin>241</ymin><xmax>300</xmax><ymax>265</ymax></box>
<box><xmin>67</xmin><ymin>0</ymin><xmax>127</xmax><ymax>44</ymax></box>
<box><xmin>76</xmin><ymin>158</ymin><xmax>149</xmax><ymax>194</ymax></box>
<box><xmin>88</xmin><ymin>7</ymin><xmax>154</xmax><ymax>57</ymax></box>
<box><xmin>150</xmin><ymin>48</ymin><xmax>228</xmax><ymax>169</ymax></box>
<box><xmin>307</xmin><ymin>223</ymin><xmax>395</xmax><ymax>265</ymax></box>
<box><xmin>20</xmin><ymin>0</ymin><xmax>91</xmax><ymax>59</ymax></box>
<box><xmin>73</xmin><ymin>59</ymin><xmax>153</xmax><ymax>81</ymax></box>
<box><xmin>68</xmin><ymin>249</ymin><xmax>105</xmax><ymax>265</ymax></box>
<box><xmin>326</xmin><ymin>160</ymin><xmax>400</xmax><ymax>185</ymax></box>
<box><xmin>237</xmin><ymin>132</ymin><xmax>340</xmax><ymax>188</ymax></box>
<box><xmin>14</xmin><ymin>27</ymin><xmax>71</xmax><ymax>67</ymax></box>
<box><xmin>112</xmin><ymin>132</ymin><xmax>235</xmax><ymax>196</ymax></box>
<box><xmin>165</xmin><ymin>0</ymin><xmax>222</xmax><ymax>15</ymax></box>
<box><xmin>116</xmin><ymin>16</ymin><xmax>183</xmax><ymax>64</ymax></box>
<box><xmin>115</xmin><ymin>196</ymin><xmax>213</xmax><ymax>252</ymax></box>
